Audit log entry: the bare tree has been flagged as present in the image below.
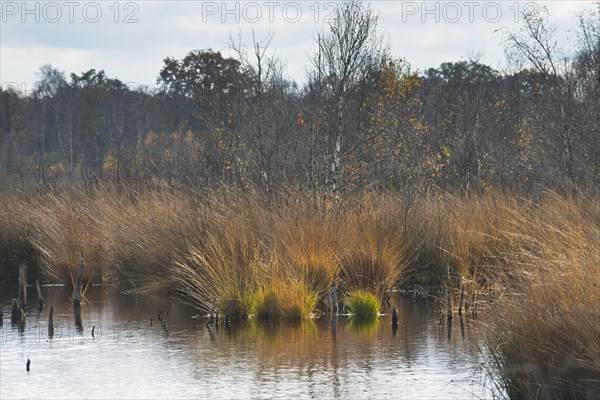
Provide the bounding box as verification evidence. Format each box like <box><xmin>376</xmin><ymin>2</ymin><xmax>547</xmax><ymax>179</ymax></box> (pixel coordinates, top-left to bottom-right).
<box><xmin>308</xmin><ymin>0</ymin><xmax>387</xmax><ymax>197</ymax></box>
<box><xmin>35</xmin><ymin>65</ymin><xmax>67</xmax><ymax>160</ymax></box>
<box><xmin>574</xmin><ymin>2</ymin><xmax>600</xmax><ymax>188</ymax></box>
<box><xmin>502</xmin><ymin>6</ymin><xmax>578</xmax><ymax>189</ymax></box>
<box><xmin>228</xmin><ymin>31</ymin><xmax>298</xmax><ymax>195</ymax></box>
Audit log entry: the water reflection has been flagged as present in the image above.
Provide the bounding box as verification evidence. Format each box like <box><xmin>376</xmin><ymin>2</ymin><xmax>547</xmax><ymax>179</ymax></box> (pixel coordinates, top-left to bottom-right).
<box><xmin>347</xmin><ymin>316</ymin><xmax>380</xmax><ymax>335</ymax></box>
<box><xmin>0</xmin><ymin>286</ymin><xmax>498</xmax><ymax>399</ymax></box>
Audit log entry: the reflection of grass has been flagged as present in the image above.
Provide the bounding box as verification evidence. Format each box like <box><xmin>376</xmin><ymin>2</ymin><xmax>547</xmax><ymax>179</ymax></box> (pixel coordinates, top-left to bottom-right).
<box><xmin>348</xmin><ymin>316</ymin><xmax>381</xmax><ymax>335</ymax></box>
<box><xmin>345</xmin><ymin>290</ymin><xmax>380</xmax><ymax>322</ymax></box>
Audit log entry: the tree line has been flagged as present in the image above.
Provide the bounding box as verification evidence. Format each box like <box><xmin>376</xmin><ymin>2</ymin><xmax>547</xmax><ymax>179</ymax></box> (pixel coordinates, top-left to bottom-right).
<box><xmin>1</xmin><ymin>1</ymin><xmax>598</xmax><ymax>197</ymax></box>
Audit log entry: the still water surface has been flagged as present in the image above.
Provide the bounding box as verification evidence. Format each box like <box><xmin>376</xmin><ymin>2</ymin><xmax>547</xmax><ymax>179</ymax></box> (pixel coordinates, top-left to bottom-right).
<box><xmin>0</xmin><ymin>286</ymin><xmax>498</xmax><ymax>399</ymax></box>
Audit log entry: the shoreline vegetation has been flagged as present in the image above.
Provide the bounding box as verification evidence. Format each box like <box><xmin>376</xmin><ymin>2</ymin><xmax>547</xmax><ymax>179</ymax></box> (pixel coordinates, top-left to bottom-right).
<box><xmin>1</xmin><ymin>185</ymin><xmax>598</xmax><ymax>397</ymax></box>
<box><xmin>1</xmin><ymin>0</ymin><xmax>598</xmax><ymax>396</ymax></box>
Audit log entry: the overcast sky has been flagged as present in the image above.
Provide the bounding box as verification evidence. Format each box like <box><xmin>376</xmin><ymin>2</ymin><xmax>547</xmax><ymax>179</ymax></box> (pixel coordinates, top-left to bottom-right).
<box><xmin>0</xmin><ymin>1</ymin><xmax>594</xmax><ymax>91</ymax></box>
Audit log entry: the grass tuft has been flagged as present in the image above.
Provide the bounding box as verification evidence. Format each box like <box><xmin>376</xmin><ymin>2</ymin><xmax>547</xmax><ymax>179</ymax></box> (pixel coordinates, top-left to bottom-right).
<box><xmin>345</xmin><ymin>290</ymin><xmax>381</xmax><ymax>322</ymax></box>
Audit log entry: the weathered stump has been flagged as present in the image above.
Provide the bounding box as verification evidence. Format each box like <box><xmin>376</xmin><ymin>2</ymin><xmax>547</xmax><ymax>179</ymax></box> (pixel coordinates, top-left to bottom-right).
<box><xmin>11</xmin><ymin>298</ymin><xmax>23</xmax><ymax>323</ymax></box>
<box><xmin>447</xmin><ymin>289</ymin><xmax>453</xmax><ymax>321</ymax></box>
<box><xmin>225</xmin><ymin>304</ymin><xmax>231</xmax><ymax>327</ymax></box>
<box><xmin>36</xmin><ymin>280</ymin><xmax>44</xmax><ymax>310</ymax></box>
<box><xmin>207</xmin><ymin>300</ymin><xmax>216</xmax><ymax>325</ymax></box>
<box><xmin>157</xmin><ymin>306</ymin><xmax>169</xmax><ymax>335</ymax></box>
<box><xmin>331</xmin><ymin>282</ymin><xmax>338</xmax><ymax>314</ymax></box>
<box><xmin>458</xmin><ymin>285</ymin><xmax>465</xmax><ymax>316</ymax></box>
<box><xmin>73</xmin><ymin>306</ymin><xmax>83</xmax><ymax>332</ymax></box>
<box><xmin>331</xmin><ymin>311</ymin><xmax>337</xmax><ymax>339</ymax></box>
<box><xmin>18</xmin><ymin>264</ymin><xmax>27</xmax><ymax>310</ymax></box>
<box><xmin>48</xmin><ymin>306</ymin><xmax>54</xmax><ymax>338</ymax></box>
<box><xmin>158</xmin><ymin>307</ymin><xmax>169</xmax><ymax>327</ymax></box>
<box><xmin>411</xmin><ymin>284</ymin><xmax>418</xmax><ymax>301</ymax></box>
<box><xmin>73</xmin><ymin>260</ymin><xmax>85</xmax><ymax>308</ymax></box>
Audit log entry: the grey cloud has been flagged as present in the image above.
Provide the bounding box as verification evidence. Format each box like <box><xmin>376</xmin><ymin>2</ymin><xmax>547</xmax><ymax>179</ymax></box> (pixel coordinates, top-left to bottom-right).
<box><xmin>0</xmin><ymin>1</ymin><xmax>589</xmax><ymax>88</ymax></box>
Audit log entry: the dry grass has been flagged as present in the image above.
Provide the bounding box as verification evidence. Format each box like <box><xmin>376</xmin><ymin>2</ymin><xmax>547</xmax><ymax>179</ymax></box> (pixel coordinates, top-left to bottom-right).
<box><xmin>483</xmin><ymin>193</ymin><xmax>600</xmax><ymax>399</ymax></box>
<box><xmin>174</xmin><ymin>231</ymin><xmax>265</xmax><ymax>316</ymax></box>
<box><xmin>408</xmin><ymin>192</ymin><xmax>599</xmax><ymax>398</ymax></box>
<box><xmin>338</xmin><ymin>194</ymin><xmax>418</xmax><ymax>301</ymax></box>
<box><xmin>21</xmin><ymin>191</ymin><xmax>107</xmax><ymax>291</ymax></box>
<box><xmin>276</xmin><ymin>212</ymin><xmax>339</xmax><ymax>298</ymax></box>
<box><xmin>1</xmin><ymin>185</ymin><xmax>599</xmax><ymax>396</ymax></box>
<box><xmin>0</xmin><ymin>191</ymin><xmax>37</xmax><ymax>282</ymax></box>
<box><xmin>100</xmin><ymin>189</ymin><xmax>202</xmax><ymax>293</ymax></box>
<box><xmin>254</xmin><ymin>281</ymin><xmax>318</xmax><ymax>321</ymax></box>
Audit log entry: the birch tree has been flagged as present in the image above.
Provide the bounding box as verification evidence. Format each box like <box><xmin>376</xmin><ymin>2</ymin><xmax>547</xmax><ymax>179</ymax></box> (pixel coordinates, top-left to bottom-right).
<box><xmin>308</xmin><ymin>0</ymin><xmax>386</xmax><ymax>197</ymax></box>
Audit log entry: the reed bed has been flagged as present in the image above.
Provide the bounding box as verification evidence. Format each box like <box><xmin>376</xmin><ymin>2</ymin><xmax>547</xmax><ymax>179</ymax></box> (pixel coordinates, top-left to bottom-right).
<box><xmin>0</xmin><ymin>190</ymin><xmax>37</xmax><ymax>282</ymax></box>
<box><xmin>1</xmin><ymin>185</ymin><xmax>598</xmax><ymax>397</ymax></box>
<box><xmin>483</xmin><ymin>193</ymin><xmax>600</xmax><ymax>399</ymax></box>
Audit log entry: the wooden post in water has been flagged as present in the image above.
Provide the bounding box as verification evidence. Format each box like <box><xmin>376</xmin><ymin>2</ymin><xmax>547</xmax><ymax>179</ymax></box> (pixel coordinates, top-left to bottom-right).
<box><xmin>331</xmin><ymin>310</ymin><xmax>337</xmax><ymax>340</ymax></box>
<box><xmin>225</xmin><ymin>304</ymin><xmax>231</xmax><ymax>327</ymax></box>
<box><xmin>446</xmin><ymin>289</ymin><xmax>453</xmax><ymax>321</ymax></box>
<box><xmin>162</xmin><ymin>309</ymin><xmax>169</xmax><ymax>326</ymax></box>
<box><xmin>11</xmin><ymin>299</ymin><xmax>23</xmax><ymax>323</ymax></box>
<box><xmin>73</xmin><ymin>259</ymin><xmax>84</xmax><ymax>308</ymax></box>
<box><xmin>458</xmin><ymin>285</ymin><xmax>465</xmax><ymax>316</ymax></box>
<box><xmin>18</xmin><ymin>264</ymin><xmax>27</xmax><ymax>310</ymax></box>
<box><xmin>73</xmin><ymin>306</ymin><xmax>83</xmax><ymax>332</ymax></box>
<box><xmin>331</xmin><ymin>282</ymin><xmax>338</xmax><ymax>314</ymax></box>
<box><xmin>391</xmin><ymin>307</ymin><xmax>398</xmax><ymax>327</ymax></box>
<box><xmin>207</xmin><ymin>300</ymin><xmax>216</xmax><ymax>325</ymax></box>
<box><xmin>157</xmin><ymin>306</ymin><xmax>169</xmax><ymax>334</ymax></box>
<box><xmin>48</xmin><ymin>306</ymin><xmax>54</xmax><ymax>338</ymax></box>
<box><xmin>36</xmin><ymin>280</ymin><xmax>44</xmax><ymax>310</ymax></box>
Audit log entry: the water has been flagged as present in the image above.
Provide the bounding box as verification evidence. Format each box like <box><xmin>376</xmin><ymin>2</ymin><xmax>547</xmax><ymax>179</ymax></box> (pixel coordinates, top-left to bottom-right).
<box><xmin>0</xmin><ymin>286</ymin><xmax>498</xmax><ymax>399</ymax></box>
